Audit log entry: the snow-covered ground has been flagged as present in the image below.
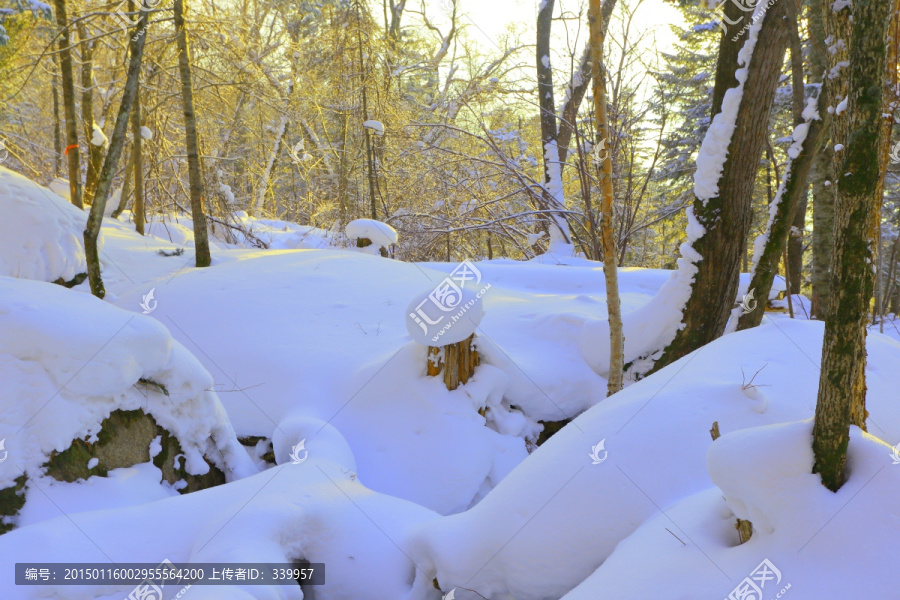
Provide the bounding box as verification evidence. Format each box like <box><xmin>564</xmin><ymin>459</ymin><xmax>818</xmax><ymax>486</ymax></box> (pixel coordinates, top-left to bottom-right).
<box><xmin>2</xmin><ymin>167</ymin><xmax>899</xmax><ymax>599</ymax></box>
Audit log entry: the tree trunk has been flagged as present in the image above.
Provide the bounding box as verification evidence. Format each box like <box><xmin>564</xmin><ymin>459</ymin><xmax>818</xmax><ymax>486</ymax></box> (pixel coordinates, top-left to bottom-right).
<box><xmin>52</xmin><ymin>52</ymin><xmax>62</xmax><ymax>178</ymax></box>
<box><xmin>174</xmin><ymin>0</ymin><xmax>211</xmax><ymax>267</ymax></box>
<box><xmin>651</xmin><ymin>2</ymin><xmax>790</xmax><ymax>373</ymax></box>
<box><xmin>83</xmin><ymin>5</ymin><xmax>149</xmax><ymax>297</ymax></box>
<box><xmin>428</xmin><ymin>335</ymin><xmax>479</xmax><ymax>391</ymax></box>
<box><xmin>589</xmin><ymin>0</ymin><xmax>623</xmax><ymax>395</ymax></box>
<box><xmin>710</xmin><ymin>0</ymin><xmax>750</xmax><ymax>119</ymax></box>
<box><xmin>77</xmin><ymin>22</ymin><xmax>103</xmax><ymax>205</ymax></box>
<box><xmin>812</xmin><ymin>0</ymin><xmax>892</xmax><ymax>492</ymax></box>
<box><xmin>536</xmin><ymin>0</ymin><xmax>571</xmax><ymax>247</ymax></box>
<box><xmin>737</xmin><ymin>95</ymin><xmax>826</xmax><ymax>330</ymax></box>
<box><xmin>132</xmin><ymin>42</ymin><xmax>145</xmax><ymax>235</ymax></box>
<box><xmin>555</xmin><ymin>0</ymin><xmax>616</xmax><ymax>166</ymax></box>
<box><xmin>52</xmin><ymin>0</ymin><xmax>83</xmax><ymax>209</ymax></box>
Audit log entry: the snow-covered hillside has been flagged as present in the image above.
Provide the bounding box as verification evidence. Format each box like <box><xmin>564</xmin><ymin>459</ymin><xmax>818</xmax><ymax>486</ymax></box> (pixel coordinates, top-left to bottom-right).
<box><xmin>2</xmin><ymin>171</ymin><xmax>899</xmax><ymax>600</ymax></box>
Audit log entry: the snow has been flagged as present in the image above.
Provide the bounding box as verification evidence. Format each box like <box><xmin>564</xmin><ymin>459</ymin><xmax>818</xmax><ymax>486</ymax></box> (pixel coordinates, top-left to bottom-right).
<box><xmin>363</xmin><ymin>119</ymin><xmax>385</xmax><ymax>136</ymax></box>
<box><xmin>140</xmin><ymin>125</ymin><xmax>153</xmax><ymax>140</ymax></box>
<box><xmin>0</xmin><ymin>166</ymin><xmax>97</xmax><ymax>282</ymax></box>
<box><xmin>562</xmin><ymin>421</ymin><xmax>900</xmax><ymax>599</ymax></box>
<box><xmin>412</xmin><ymin>320</ymin><xmax>900</xmax><ymax>600</ymax></box>
<box><xmin>345</xmin><ymin>218</ymin><xmax>398</xmax><ymax>249</ymax></box>
<box><xmin>90</xmin><ymin>124</ymin><xmax>107</xmax><ymax>147</ymax></box>
<box><xmin>2</xmin><ymin>169</ymin><xmax>898</xmax><ymax>598</ymax></box>
<box><xmin>0</xmin><ymin>277</ymin><xmax>256</xmax><ymax>492</ymax></box>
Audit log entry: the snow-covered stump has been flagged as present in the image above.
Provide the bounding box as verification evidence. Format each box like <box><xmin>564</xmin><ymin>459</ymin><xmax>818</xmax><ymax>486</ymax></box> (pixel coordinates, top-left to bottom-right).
<box><xmin>427</xmin><ymin>334</ymin><xmax>480</xmax><ymax>391</ymax></box>
<box><xmin>407</xmin><ymin>275</ymin><xmax>488</xmax><ymax>391</ymax></box>
<box><xmin>345</xmin><ymin>218</ymin><xmax>397</xmax><ymax>257</ymax></box>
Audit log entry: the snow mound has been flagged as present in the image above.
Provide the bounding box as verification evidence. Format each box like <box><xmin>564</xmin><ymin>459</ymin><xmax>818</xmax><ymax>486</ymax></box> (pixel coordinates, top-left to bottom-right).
<box><xmin>561</xmin><ymin>421</ymin><xmax>900</xmax><ymax>599</ymax></box>
<box><xmin>345</xmin><ymin>218</ymin><xmax>398</xmax><ymax>249</ymax></box>
<box><xmin>0</xmin><ymin>277</ymin><xmax>256</xmax><ymax>491</ymax></box>
<box><xmin>0</xmin><ymin>166</ymin><xmax>97</xmax><ymax>283</ymax></box>
<box><xmin>409</xmin><ymin>320</ymin><xmax>900</xmax><ymax>600</ymax></box>
<box><xmin>271</xmin><ymin>415</ymin><xmax>357</xmax><ymax>471</ymax></box>
<box><xmin>0</xmin><ymin>461</ymin><xmax>440</xmax><ymax>600</ymax></box>
<box><xmin>406</xmin><ymin>285</ymin><xmax>485</xmax><ymax>346</ymax></box>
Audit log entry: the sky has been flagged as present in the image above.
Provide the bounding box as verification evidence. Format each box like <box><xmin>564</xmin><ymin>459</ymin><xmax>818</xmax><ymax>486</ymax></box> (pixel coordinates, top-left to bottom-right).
<box><xmin>434</xmin><ymin>0</ymin><xmax>687</xmax><ymax>57</ymax></box>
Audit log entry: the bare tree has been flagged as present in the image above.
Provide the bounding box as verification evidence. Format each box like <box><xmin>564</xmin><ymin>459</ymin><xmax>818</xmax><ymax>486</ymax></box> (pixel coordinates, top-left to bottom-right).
<box><xmin>84</xmin><ymin>4</ymin><xmax>150</xmax><ymax>297</ymax></box>
<box><xmin>52</xmin><ymin>0</ymin><xmax>83</xmax><ymax>208</ymax></box>
<box><xmin>174</xmin><ymin>0</ymin><xmax>211</xmax><ymax>267</ymax></box>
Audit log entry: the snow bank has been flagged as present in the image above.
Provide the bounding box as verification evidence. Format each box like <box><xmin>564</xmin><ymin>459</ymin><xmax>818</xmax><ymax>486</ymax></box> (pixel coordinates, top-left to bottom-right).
<box><xmin>410</xmin><ymin>320</ymin><xmax>900</xmax><ymax>600</ymax></box>
<box><xmin>561</xmin><ymin>421</ymin><xmax>900</xmax><ymax>599</ymax></box>
<box><xmin>0</xmin><ymin>277</ymin><xmax>256</xmax><ymax>492</ymax></box>
<box><xmin>0</xmin><ymin>166</ymin><xmax>96</xmax><ymax>282</ymax></box>
<box><xmin>346</xmin><ymin>218</ymin><xmax>398</xmax><ymax>250</ymax></box>
<box><xmin>0</xmin><ymin>460</ymin><xmax>440</xmax><ymax>600</ymax></box>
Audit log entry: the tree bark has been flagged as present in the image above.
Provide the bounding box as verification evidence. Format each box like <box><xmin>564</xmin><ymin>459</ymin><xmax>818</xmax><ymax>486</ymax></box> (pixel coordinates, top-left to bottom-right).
<box><xmin>77</xmin><ymin>22</ymin><xmax>103</xmax><ymax>205</ymax></box>
<box><xmin>651</xmin><ymin>3</ymin><xmax>790</xmax><ymax>373</ymax></box>
<box><xmin>131</xmin><ymin>30</ymin><xmax>145</xmax><ymax>235</ymax></box>
<box><xmin>52</xmin><ymin>52</ymin><xmax>62</xmax><ymax>178</ymax></box>
<box><xmin>812</xmin><ymin>0</ymin><xmax>892</xmax><ymax>492</ymax></box>
<box><xmin>589</xmin><ymin>0</ymin><xmax>623</xmax><ymax>395</ymax></box>
<box><xmin>52</xmin><ymin>0</ymin><xmax>83</xmax><ymax>209</ymax></box>
<box><xmin>786</xmin><ymin>10</ymin><xmax>806</xmax><ymax>295</ymax></box>
<box><xmin>737</xmin><ymin>94</ymin><xmax>826</xmax><ymax>330</ymax></box>
<box><xmin>174</xmin><ymin>0</ymin><xmax>212</xmax><ymax>267</ymax></box>
<box><xmin>536</xmin><ymin>0</ymin><xmax>571</xmax><ymax>246</ymax></box>
<box><xmin>83</xmin><ymin>5</ymin><xmax>149</xmax><ymax>297</ymax></box>
<box><xmin>710</xmin><ymin>0</ymin><xmax>750</xmax><ymax>119</ymax></box>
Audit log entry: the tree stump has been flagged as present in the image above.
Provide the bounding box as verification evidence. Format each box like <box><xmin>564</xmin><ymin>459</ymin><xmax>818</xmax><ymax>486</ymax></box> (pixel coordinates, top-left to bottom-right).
<box><xmin>428</xmin><ymin>333</ymin><xmax>479</xmax><ymax>390</ymax></box>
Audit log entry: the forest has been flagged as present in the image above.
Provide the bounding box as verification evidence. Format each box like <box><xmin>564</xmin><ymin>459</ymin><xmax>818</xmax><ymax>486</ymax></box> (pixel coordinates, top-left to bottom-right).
<box><xmin>0</xmin><ymin>0</ymin><xmax>898</xmax><ymax>598</ymax></box>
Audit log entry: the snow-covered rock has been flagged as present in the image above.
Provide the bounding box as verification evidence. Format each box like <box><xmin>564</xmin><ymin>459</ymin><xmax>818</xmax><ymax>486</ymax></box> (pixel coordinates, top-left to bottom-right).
<box><xmin>0</xmin><ymin>166</ymin><xmax>96</xmax><ymax>283</ymax></box>
<box><xmin>0</xmin><ymin>277</ymin><xmax>257</xmax><ymax>495</ymax></box>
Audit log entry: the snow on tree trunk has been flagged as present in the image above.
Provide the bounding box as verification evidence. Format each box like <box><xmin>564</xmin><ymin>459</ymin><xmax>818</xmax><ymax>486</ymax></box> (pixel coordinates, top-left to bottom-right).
<box><xmin>646</xmin><ymin>0</ymin><xmax>790</xmax><ymax>374</ymax></box>
<box><xmin>813</xmin><ymin>0</ymin><xmax>893</xmax><ymax>492</ymax></box>
<box><xmin>174</xmin><ymin>0</ymin><xmax>212</xmax><ymax>268</ymax></box>
<box><xmin>83</xmin><ymin>4</ymin><xmax>150</xmax><ymax>298</ymax></box>
<box><xmin>735</xmin><ymin>96</ymin><xmax>825</xmax><ymax>331</ymax></box>
<box><xmin>589</xmin><ymin>0</ymin><xmax>623</xmax><ymax>395</ymax></box>
<box><xmin>536</xmin><ymin>0</ymin><xmax>572</xmax><ymax>254</ymax></box>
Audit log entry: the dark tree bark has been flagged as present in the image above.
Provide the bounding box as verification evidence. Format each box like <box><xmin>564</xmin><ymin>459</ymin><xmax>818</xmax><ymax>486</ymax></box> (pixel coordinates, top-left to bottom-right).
<box><xmin>710</xmin><ymin>0</ymin><xmax>750</xmax><ymax>119</ymax></box>
<box><xmin>651</xmin><ymin>3</ymin><xmax>790</xmax><ymax>373</ymax></box>
<box><xmin>536</xmin><ymin>0</ymin><xmax>570</xmax><ymax>245</ymax></box>
<box><xmin>52</xmin><ymin>0</ymin><xmax>83</xmax><ymax>208</ymax></box>
<box><xmin>813</xmin><ymin>0</ymin><xmax>892</xmax><ymax>492</ymax></box>
<box><xmin>174</xmin><ymin>0</ymin><xmax>212</xmax><ymax>267</ymax></box>
<box><xmin>132</xmin><ymin>71</ymin><xmax>145</xmax><ymax>235</ymax></box>
<box><xmin>76</xmin><ymin>22</ymin><xmax>103</xmax><ymax>205</ymax></box>
<box><xmin>786</xmin><ymin>8</ymin><xmax>807</xmax><ymax>295</ymax></box>
<box><xmin>737</xmin><ymin>92</ymin><xmax>826</xmax><ymax>330</ymax></box>
<box><xmin>83</xmin><ymin>6</ymin><xmax>149</xmax><ymax>297</ymax></box>
<box><xmin>51</xmin><ymin>52</ymin><xmax>61</xmax><ymax>177</ymax></box>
